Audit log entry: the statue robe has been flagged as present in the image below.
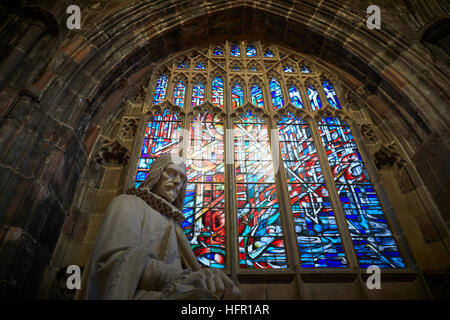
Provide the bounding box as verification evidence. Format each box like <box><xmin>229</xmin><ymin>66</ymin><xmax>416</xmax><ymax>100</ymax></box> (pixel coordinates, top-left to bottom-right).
<box><xmin>76</xmin><ymin>194</ymin><xmax>202</xmax><ymax>300</ymax></box>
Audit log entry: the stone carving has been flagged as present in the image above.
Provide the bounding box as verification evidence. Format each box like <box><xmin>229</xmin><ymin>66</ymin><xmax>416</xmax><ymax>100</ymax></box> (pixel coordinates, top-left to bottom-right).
<box><xmin>373</xmin><ymin>143</ymin><xmax>406</xmax><ymax>170</ymax></box>
<box><xmin>360</xmin><ymin>124</ymin><xmax>378</xmax><ymax>144</ymax></box>
<box><xmin>131</xmin><ymin>85</ymin><xmax>147</xmax><ymax>104</ymax></box>
<box><xmin>93</xmin><ymin>139</ymin><xmax>130</xmax><ymax>167</ymax></box>
<box><xmin>76</xmin><ymin>154</ymin><xmax>240</xmax><ymax>300</ymax></box>
<box><xmin>119</xmin><ymin>118</ymin><xmax>139</xmax><ymax>138</ymax></box>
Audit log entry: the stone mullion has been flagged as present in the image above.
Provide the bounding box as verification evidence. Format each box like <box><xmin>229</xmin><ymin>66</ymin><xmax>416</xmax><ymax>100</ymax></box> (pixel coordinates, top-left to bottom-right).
<box><xmin>225</xmin><ymin>115</ymin><xmax>238</xmax><ymax>282</ymax></box>
<box><xmin>268</xmin><ymin>117</ymin><xmax>302</xmax><ymax>274</ymax></box>
<box><xmin>308</xmin><ymin>117</ymin><xmax>361</xmax><ymax>270</ymax></box>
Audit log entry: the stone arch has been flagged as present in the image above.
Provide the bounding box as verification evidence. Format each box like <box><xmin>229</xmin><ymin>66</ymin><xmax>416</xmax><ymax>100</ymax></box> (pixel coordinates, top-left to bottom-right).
<box><xmin>1</xmin><ymin>1</ymin><xmax>449</xmax><ymax>299</ymax></box>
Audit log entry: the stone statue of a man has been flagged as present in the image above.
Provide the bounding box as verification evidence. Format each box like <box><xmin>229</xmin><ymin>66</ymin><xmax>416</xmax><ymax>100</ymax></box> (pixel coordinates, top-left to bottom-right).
<box><xmin>76</xmin><ymin>154</ymin><xmax>240</xmax><ymax>300</ymax></box>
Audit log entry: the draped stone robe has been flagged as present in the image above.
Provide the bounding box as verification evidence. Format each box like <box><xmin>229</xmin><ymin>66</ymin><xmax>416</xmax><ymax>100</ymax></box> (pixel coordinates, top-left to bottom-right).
<box><xmin>76</xmin><ymin>193</ymin><xmax>206</xmax><ymax>300</ymax></box>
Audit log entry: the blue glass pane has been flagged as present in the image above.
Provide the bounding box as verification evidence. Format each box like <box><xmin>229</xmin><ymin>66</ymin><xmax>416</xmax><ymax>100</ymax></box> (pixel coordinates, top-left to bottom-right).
<box><xmin>264</xmin><ymin>49</ymin><xmax>274</xmax><ymax>57</ymax></box>
<box><xmin>246</xmin><ymin>44</ymin><xmax>257</xmax><ymax>57</ymax></box>
<box><xmin>251</xmin><ymin>84</ymin><xmax>264</xmax><ymax>108</ymax></box>
<box><xmin>212</xmin><ymin>76</ymin><xmax>224</xmax><ymax>108</ymax></box>
<box><xmin>288</xmin><ymin>85</ymin><xmax>304</xmax><ymax>108</ymax></box>
<box><xmin>177</xmin><ymin>61</ymin><xmax>188</xmax><ymax>69</ymax></box>
<box><xmin>213</xmin><ymin>46</ymin><xmax>224</xmax><ymax>56</ymax></box>
<box><xmin>192</xmin><ymin>82</ymin><xmax>205</xmax><ymax>106</ymax></box>
<box><xmin>195</xmin><ymin>62</ymin><xmax>206</xmax><ymax>70</ymax></box>
<box><xmin>232</xmin><ymin>83</ymin><xmax>244</xmax><ymax>109</ymax></box>
<box><xmin>270</xmin><ymin>78</ymin><xmax>284</xmax><ymax>110</ymax></box>
<box><xmin>231</xmin><ymin>44</ymin><xmax>241</xmax><ymax>57</ymax></box>
<box><xmin>322</xmin><ymin>80</ymin><xmax>341</xmax><ymax>109</ymax></box>
<box><xmin>307</xmin><ymin>85</ymin><xmax>322</xmax><ymax>111</ymax></box>
<box><xmin>284</xmin><ymin>65</ymin><xmax>294</xmax><ymax>73</ymax></box>
<box><xmin>152</xmin><ymin>74</ymin><xmax>168</xmax><ymax>105</ymax></box>
<box><xmin>173</xmin><ymin>81</ymin><xmax>186</xmax><ymax>107</ymax></box>
<box><xmin>301</xmin><ymin>66</ymin><xmax>311</xmax><ymax>73</ymax></box>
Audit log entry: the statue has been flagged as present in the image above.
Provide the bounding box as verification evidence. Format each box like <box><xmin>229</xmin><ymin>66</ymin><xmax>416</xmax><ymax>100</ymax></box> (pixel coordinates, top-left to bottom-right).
<box><xmin>76</xmin><ymin>154</ymin><xmax>240</xmax><ymax>300</ymax></box>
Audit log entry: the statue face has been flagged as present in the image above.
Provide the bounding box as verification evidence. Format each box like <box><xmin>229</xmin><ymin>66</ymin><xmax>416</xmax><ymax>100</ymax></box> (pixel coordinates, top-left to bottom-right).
<box><xmin>152</xmin><ymin>164</ymin><xmax>186</xmax><ymax>203</ymax></box>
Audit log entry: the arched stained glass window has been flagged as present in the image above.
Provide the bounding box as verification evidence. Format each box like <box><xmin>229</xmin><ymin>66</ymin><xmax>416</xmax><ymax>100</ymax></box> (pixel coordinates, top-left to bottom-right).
<box><xmin>183</xmin><ymin>112</ymin><xmax>226</xmax><ymax>268</ymax></box>
<box><xmin>278</xmin><ymin>114</ymin><xmax>347</xmax><ymax>267</ymax></box>
<box><xmin>232</xmin><ymin>83</ymin><xmax>244</xmax><ymax>109</ymax></box>
<box><xmin>152</xmin><ymin>74</ymin><xmax>168</xmax><ymax>105</ymax></box>
<box><xmin>318</xmin><ymin>117</ymin><xmax>405</xmax><ymax>268</ymax></box>
<box><xmin>322</xmin><ymin>80</ymin><xmax>341</xmax><ymax>109</ymax></box>
<box><xmin>307</xmin><ymin>85</ymin><xmax>322</xmax><ymax>111</ymax></box>
<box><xmin>135</xmin><ymin>109</ymin><xmax>181</xmax><ymax>188</ymax></box>
<box><xmin>250</xmin><ymin>84</ymin><xmax>264</xmax><ymax>108</ymax></box>
<box><xmin>212</xmin><ymin>76</ymin><xmax>224</xmax><ymax>108</ymax></box>
<box><xmin>270</xmin><ymin>78</ymin><xmax>284</xmax><ymax>110</ymax></box>
<box><xmin>192</xmin><ymin>82</ymin><xmax>205</xmax><ymax>106</ymax></box>
<box><xmin>234</xmin><ymin>111</ymin><xmax>287</xmax><ymax>268</ymax></box>
<box><xmin>288</xmin><ymin>85</ymin><xmax>304</xmax><ymax>108</ymax></box>
<box><xmin>134</xmin><ymin>42</ymin><xmax>407</xmax><ymax>275</ymax></box>
<box><xmin>173</xmin><ymin>81</ymin><xmax>186</xmax><ymax>107</ymax></box>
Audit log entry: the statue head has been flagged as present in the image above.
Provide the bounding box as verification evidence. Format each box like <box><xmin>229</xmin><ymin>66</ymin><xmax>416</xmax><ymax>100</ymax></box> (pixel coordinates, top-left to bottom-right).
<box><xmin>137</xmin><ymin>153</ymin><xmax>187</xmax><ymax>210</ymax></box>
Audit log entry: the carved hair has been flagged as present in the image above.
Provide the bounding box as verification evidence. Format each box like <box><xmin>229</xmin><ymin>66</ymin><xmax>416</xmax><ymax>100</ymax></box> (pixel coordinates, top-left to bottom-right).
<box><xmin>135</xmin><ymin>153</ymin><xmax>187</xmax><ymax>210</ymax></box>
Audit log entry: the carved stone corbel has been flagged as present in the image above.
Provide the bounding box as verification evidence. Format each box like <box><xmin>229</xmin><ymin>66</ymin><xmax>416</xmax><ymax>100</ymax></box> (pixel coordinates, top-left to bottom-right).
<box><xmin>93</xmin><ymin>139</ymin><xmax>130</xmax><ymax>167</ymax></box>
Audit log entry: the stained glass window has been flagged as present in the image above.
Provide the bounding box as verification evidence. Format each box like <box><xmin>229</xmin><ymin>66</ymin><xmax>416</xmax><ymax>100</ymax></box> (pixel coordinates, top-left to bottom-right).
<box><xmin>138</xmin><ymin>42</ymin><xmax>406</xmax><ymax>272</ymax></box>
<box><xmin>322</xmin><ymin>80</ymin><xmax>341</xmax><ymax>109</ymax></box>
<box><xmin>177</xmin><ymin>61</ymin><xmax>189</xmax><ymax>69</ymax></box>
<box><xmin>264</xmin><ymin>49</ymin><xmax>274</xmax><ymax>57</ymax></box>
<box><xmin>173</xmin><ymin>80</ymin><xmax>186</xmax><ymax>107</ymax></box>
<box><xmin>135</xmin><ymin>109</ymin><xmax>181</xmax><ymax>188</ymax></box>
<box><xmin>192</xmin><ymin>82</ymin><xmax>205</xmax><ymax>106</ymax></box>
<box><xmin>301</xmin><ymin>66</ymin><xmax>311</xmax><ymax>73</ymax></box>
<box><xmin>152</xmin><ymin>74</ymin><xmax>168</xmax><ymax>105</ymax></box>
<box><xmin>182</xmin><ymin>112</ymin><xmax>226</xmax><ymax>268</ymax></box>
<box><xmin>288</xmin><ymin>85</ymin><xmax>304</xmax><ymax>108</ymax></box>
<box><xmin>213</xmin><ymin>46</ymin><xmax>224</xmax><ymax>56</ymax></box>
<box><xmin>232</xmin><ymin>83</ymin><xmax>244</xmax><ymax>109</ymax></box>
<box><xmin>231</xmin><ymin>44</ymin><xmax>241</xmax><ymax>57</ymax></box>
<box><xmin>318</xmin><ymin>117</ymin><xmax>405</xmax><ymax>268</ymax></box>
<box><xmin>278</xmin><ymin>114</ymin><xmax>347</xmax><ymax>267</ymax></box>
<box><xmin>307</xmin><ymin>85</ymin><xmax>322</xmax><ymax>111</ymax></box>
<box><xmin>212</xmin><ymin>76</ymin><xmax>224</xmax><ymax>108</ymax></box>
<box><xmin>246</xmin><ymin>44</ymin><xmax>257</xmax><ymax>57</ymax></box>
<box><xmin>284</xmin><ymin>65</ymin><xmax>294</xmax><ymax>73</ymax></box>
<box><xmin>234</xmin><ymin>111</ymin><xmax>287</xmax><ymax>268</ymax></box>
<box><xmin>270</xmin><ymin>78</ymin><xmax>284</xmax><ymax>110</ymax></box>
<box><xmin>250</xmin><ymin>84</ymin><xmax>264</xmax><ymax>108</ymax></box>
<box><xmin>195</xmin><ymin>62</ymin><xmax>206</xmax><ymax>70</ymax></box>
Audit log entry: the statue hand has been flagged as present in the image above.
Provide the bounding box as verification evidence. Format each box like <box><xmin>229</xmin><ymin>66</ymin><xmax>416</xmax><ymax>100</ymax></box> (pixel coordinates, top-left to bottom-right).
<box><xmin>179</xmin><ymin>268</ymin><xmax>241</xmax><ymax>299</ymax></box>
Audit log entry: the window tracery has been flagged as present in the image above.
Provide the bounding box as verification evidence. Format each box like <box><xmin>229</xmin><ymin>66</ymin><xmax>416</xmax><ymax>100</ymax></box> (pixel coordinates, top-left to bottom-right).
<box><xmin>132</xmin><ymin>41</ymin><xmax>406</xmax><ymax>271</ymax></box>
